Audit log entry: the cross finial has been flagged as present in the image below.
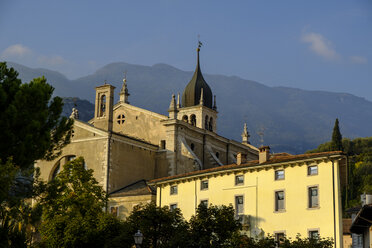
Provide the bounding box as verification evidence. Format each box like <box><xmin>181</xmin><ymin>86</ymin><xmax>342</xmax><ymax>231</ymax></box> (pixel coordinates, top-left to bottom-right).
<box><xmin>197</xmin><ymin>34</ymin><xmax>203</xmax><ymax>49</ymax></box>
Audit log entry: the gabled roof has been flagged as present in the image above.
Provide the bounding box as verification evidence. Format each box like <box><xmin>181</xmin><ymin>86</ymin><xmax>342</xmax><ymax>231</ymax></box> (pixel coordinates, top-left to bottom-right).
<box><xmin>149</xmin><ymin>151</ymin><xmax>344</xmax><ymax>184</ymax></box>
<box><xmin>109</xmin><ymin>179</ymin><xmax>156</xmax><ymax>197</ymax></box>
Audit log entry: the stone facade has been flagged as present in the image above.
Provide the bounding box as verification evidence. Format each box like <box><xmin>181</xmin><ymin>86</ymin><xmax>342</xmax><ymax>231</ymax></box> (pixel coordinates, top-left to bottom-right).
<box><xmin>35</xmin><ymin>48</ymin><xmax>259</xmax><ymax>218</ymax></box>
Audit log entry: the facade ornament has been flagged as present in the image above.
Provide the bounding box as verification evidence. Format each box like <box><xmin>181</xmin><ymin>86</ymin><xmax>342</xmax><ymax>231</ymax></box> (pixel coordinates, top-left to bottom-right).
<box><xmin>70</xmin><ymin>107</ymin><xmax>79</xmax><ymax>119</ymax></box>
<box><xmin>241</xmin><ymin>123</ymin><xmax>250</xmax><ymax>144</ymax></box>
<box><xmin>199</xmin><ymin>88</ymin><xmax>204</xmax><ymax>106</ymax></box>
<box><xmin>119</xmin><ymin>72</ymin><xmax>130</xmax><ymax>104</ymax></box>
<box><xmin>168</xmin><ymin>94</ymin><xmax>178</xmax><ymax>119</ymax></box>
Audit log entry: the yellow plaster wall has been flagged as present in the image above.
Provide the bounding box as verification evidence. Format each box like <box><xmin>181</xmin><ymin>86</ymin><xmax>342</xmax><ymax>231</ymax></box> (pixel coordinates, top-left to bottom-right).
<box><xmin>156</xmin><ymin>160</ymin><xmax>343</xmax><ymax>246</ymax></box>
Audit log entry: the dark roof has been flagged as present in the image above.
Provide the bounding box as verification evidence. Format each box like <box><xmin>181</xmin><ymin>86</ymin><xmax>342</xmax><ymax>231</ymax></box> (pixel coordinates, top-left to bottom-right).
<box><xmin>150</xmin><ymin>151</ymin><xmax>343</xmax><ymax>184</ymax></box>
<box><xmin>182</xmin><ymin>48</ymin><xmax>213</xmax><ymax>109</ymax></box>
<box><xmin>343</xmin><ymin>219</ymin><xmax>352</xmax><ymax>234</ymax></box>
<box><xmin>109</xmin><ymin>180</ymin><xmax>156</xmax><ymax>197</ymax></box>
<box><xmin>350</xmin><ymin>204</ymin><xmax>372</xmax><ymax>234</ymax></box>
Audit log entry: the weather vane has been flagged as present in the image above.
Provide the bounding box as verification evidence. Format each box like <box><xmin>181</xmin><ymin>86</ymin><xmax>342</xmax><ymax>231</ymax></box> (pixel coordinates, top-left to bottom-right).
<box><xmin>198</xmin><ymin>34</ymin><xmax>203</xmax><ymax>48</ymax></box>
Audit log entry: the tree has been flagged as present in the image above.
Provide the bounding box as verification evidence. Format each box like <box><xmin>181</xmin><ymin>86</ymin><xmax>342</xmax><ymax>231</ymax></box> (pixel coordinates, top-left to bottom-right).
<box><xmin>125</xmin><ymin>202</ymin><xmax>190</xmax><ymax>248</ymax></box>
<box><xmin>0</xmin><ymin>62</ymin><xmax>73</xmax><ymax>170</ymax></box>
<box><xmin>189</xmin><ymin>204</ymin><xmax>241</xmax><ymax>248</ymax></box>
<box><xmin>38</xmin><ymin>157</ymin><xmax>122</xmax><ymax>248</ymax></box>
<box><xmin>330</xmin><ymin>118</ymin><xmax>343</xmax><ymax>151</ymax></box>
<box><xmin>0</xmin><ymin>62</ymin><xmax>73</xmax><ymax>247</ymax></box>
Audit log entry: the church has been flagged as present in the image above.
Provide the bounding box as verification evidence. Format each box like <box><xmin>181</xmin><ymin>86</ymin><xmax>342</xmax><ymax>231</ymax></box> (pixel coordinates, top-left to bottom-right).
<box><xmin>36</xmin><ymin>45</ymin><xmax>259</xmax><ymax>217</ymax></box>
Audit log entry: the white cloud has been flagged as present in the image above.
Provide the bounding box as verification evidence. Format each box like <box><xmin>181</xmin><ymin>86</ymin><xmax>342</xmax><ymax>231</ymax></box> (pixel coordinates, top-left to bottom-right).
<box><xmin>301</xmin><ymin>32</ymin><xmax>340</xmax><ymax>61</ymax></box>
<box><xmin>350</xmin><ymin>56</ymin><xmax>367</xmax><ymax>64</ymax></box>
<box><xmin>1</xmin><ymin>44</ymin><xmax>32</xmax><ymax>59</ymax></box>
<box><xmin>37</xmin><ymin>55</ymin><xmax>67</xmax><ymax>66</ymax></box>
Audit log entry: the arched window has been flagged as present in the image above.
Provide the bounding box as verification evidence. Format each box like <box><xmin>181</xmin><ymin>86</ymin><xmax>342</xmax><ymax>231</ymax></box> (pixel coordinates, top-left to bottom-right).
<box><xmin>205</xmin><ymin>115</ymin><xmax>209</xmax><ymax>129</ymax></box>
<box><xmin>209</xmin><ymin>117</ymin><xmax>213</xmax><ymax>131</ymax></box>
<box><xmin>100</xmin><ymin>95</ymin><xmax>106</xmax><ymax>117</ymax></box>
<box><xmin>182</xmin><ymin>115</ymin><xmax>188</xmax><ymax>122</ymax></box>
<box><xmin>51</xmin><ymin>161</ymin><xmax>60</xmax><ymax>179</ymax></box>
<box><xmin>191</xmin><ymin>143</ymin><xmax>195</xmax><ymax>151</ymax></box>
<box><xmin>190</xmin><ymin>115</ymin><xmax>196</xmax><ymax>127</ymax></box>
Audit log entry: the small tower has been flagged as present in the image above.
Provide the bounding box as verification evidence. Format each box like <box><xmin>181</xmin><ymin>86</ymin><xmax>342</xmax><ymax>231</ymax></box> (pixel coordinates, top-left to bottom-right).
<box><xmin>241</xmin><ymin>123</ymin><xmax>250</xmax><ymax>144</ymax></box>
<box><xmin>119</xmin><ymin>73</ymin><xmax>130</xmax><ymax>104</ymax></box>
<box><xmin>94</xmin><ymin>84</ymin><xmax>115</xmax><ymax>131</ymax></box>
<box><xmin>168</xmin><ymin>94</ymin><xmax>178</xmax><ymax>119</ymax></box>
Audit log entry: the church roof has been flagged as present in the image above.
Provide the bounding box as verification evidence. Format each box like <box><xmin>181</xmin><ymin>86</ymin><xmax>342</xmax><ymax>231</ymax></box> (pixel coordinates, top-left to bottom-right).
<box><xmin>109</xmin><ymin>179</ymin><xmax>156</xmax><ymax>197</ymax></box>
<box><xmin>182</xmin><ymin>47</ymin><xmax>213</xmax><ymax>109</ymax></box>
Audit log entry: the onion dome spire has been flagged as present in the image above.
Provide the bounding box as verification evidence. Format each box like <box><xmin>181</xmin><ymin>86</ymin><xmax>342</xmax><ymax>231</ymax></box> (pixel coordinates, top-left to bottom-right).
<box><xmin>182</xmin><ymin>43</ymin><xmax>213</xmax><ymax>109</ymax></box>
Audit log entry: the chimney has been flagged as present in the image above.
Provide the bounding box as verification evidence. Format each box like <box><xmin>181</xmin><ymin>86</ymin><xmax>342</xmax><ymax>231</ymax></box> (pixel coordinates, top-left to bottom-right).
<box><xmin>237</xmin><ymin>152</ymin><xmax>247</xmax><ymax>165</ymax></box>
<box><xmin>259</xmin><ymin>146</ymin><xmax>270</xmax><ymax>164</ymax></box>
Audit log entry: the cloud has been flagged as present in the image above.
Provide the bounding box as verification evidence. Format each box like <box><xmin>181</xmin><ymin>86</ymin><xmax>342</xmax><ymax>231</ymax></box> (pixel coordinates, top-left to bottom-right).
<box><xmin>37</xmin><ymin>55</ymin><xmax>67</xmax><ymax>66</ymax></box>
<box><xmin>301</xmin><ymin>32</ymin><xmax>340</xmax><ymax>61</ymax></box>
<box><xmin>1</xmin><ymin>44</ymin><xmax>32</xmax><ymax>59</ymax></box>
<box><xmin>350</xmin><ymin>56</ymin><xmax>367</xmax><ymax>64</ymax></box>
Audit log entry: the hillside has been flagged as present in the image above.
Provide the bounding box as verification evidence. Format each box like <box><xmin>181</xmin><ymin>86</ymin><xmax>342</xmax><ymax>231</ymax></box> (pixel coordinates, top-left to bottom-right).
<box><xmin>7</xmin><ymin>61</ymin><xmax>372</xmax><ymax>154</ymax></box>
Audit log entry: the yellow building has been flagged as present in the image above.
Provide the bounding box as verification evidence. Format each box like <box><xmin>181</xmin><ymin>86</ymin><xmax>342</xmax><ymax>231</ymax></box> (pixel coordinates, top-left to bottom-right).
<box><xmin>150</xmin><ymin>148</ymin><xmax>348</xmax><ymax>247</ymax></box>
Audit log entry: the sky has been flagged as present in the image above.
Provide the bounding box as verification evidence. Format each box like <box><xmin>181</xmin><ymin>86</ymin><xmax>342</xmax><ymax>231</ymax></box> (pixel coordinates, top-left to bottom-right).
<box><xmin>0</xmin><ymin>0</ymin><xmax>371</xmax><ymax>100</ymax></box>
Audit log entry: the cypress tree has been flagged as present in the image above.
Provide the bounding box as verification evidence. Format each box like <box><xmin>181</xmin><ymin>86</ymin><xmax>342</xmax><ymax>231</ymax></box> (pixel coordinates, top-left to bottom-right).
<box><xmin>331</xmin><ymin>118</ymin><xmax>343</xmax><ymax>151</ymax></box>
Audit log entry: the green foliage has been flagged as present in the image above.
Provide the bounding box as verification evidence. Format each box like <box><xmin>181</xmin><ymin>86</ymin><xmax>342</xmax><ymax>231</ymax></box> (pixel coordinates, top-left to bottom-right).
<box><xmin>0</xmin><ymin>159</ymin><xmax>45</xmax><ymax>248</ymax></box>
<box><xmin>125</xmin><ymin>202</ymin><xmax>190</xmax><ymax>248</ymax></box>
<box><xmin>330</xmin><ymin>118</ymin><xmax>343</xmax><ymax>151</ymax></box>
<box><xmin>307</xmin><ymin>136</ymin><xmax>372</xmax><ymax>208</ymax></box>
<box><xmin>0</xmin><ymin>62</ymin><xmax>73</xmax><ymax>170</ymax></box>
<box><xmin>189</xmin><ymin>204</ymin><xmax>241</xmax><ymax>248</ymax></box>
<box><xmin>231</xmin><ymin>234</ymin><xmax>333</xmax><ymax>248</ymax></box>
<box><xmin>38</xmin><ymin>157</ymin><xmax>121</xmax><ymax>248</ymax></box>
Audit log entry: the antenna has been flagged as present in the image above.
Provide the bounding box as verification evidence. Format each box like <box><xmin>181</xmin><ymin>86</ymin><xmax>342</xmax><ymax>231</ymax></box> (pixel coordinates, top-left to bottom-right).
<box><xmin>257</xmin><ymin>125</ymin><xmax>265</xmax><ymax>147</ymax></box>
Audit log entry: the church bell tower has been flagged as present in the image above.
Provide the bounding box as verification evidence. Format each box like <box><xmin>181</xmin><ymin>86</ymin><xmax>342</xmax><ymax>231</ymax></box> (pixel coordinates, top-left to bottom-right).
<box><xmin>94</xmin><ymin>84</ymin><xmax>115</xmax><ymax>131</ymax></box>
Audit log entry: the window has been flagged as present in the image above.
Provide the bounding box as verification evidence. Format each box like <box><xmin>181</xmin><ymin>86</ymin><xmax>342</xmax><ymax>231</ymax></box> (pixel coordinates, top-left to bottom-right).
<box><xmin>209</xmin><ymin>117</ymin><xmax>213</xmax><ymax>131</ymax></box>
<box><xmin>200</xmin><ymin>200</ymin><xmax>208</xmax><ymax>207</ymax></box>
<box><xmin>235</xmin><ymin>195</ymin><xmax>244</xmax><ymax>215</ymax></box>
<box><xmin>190</xmin><ymin>115</ymin><xmax>196</xmax><ymax>126</ymax></box>
<box><xmin>275</xmin><ymin>170</ymin><xmax>285</xmax><ymax>180</ymax></box>
<box><xmin>160</xmin><ymin>140</ymin><xmax>166</xmax><ymax>149</ymax></box>
<box><xmin>205</xmin><ymin>115</ymin><xmax>209</xmax><ymax>129</ymax></box>
<box><xmin>275</xmin><ymin>191</ymin><xmax>285</xmax><ymax>211</ymax></box>
<box><xmin>170</xmin><ymin>185</ymin><xmax>178</xmax><ymax>195</ymax></box>
<box><xmin>117</xmin><ymin>114</ymin><xmax>125</xmax><ymax>124</ymax></box>
<box><xmin>308</xmin><ymin>165</ymin><xmax>318</xmax><ymax>176</ymax></box>
<box><xmin>215</xmin><ymin>152</ymin><xmax>219</xmax><ymax>158</ymax></box>
<box><xmin>52</xmin><ymin>162</ymin><xmax>60</xmax><ymax>179</ymax></box>
<box><xmin>308</xmin><ymin>186</ymin><xmax>319</xmax><ymax>208</ymax></box>
<box><xmin>110</xmin><ymin>206</ymin><xmax>118</xmax><ymax>217</ymax></box>
<box><xmin>190</xmin><ymin>143</ymin><xmax>195</xmax><ymax>151</ymax></box>
<box><xmin>275</xmin><ymin>233</ymin><xmax>285</xmax><ymax>244</ymax></box>
<box><xmin>200</xmin><ymin>180</ymin><xmax>209</xmax><ymax>190</ymax></box>
<box><xmin>235</xmin><ymin>175</ymin><xmax>244</xmax><ymax>185</ymax></box>
<box><xmin>170</xmin><ymin>204</ymin><xmax>177</xmax><ymax>211</ymax></box>
<box><xmin>309</xmin><ymin>230</ymin><xmax>319</xmax><ymax>239</ymax></box>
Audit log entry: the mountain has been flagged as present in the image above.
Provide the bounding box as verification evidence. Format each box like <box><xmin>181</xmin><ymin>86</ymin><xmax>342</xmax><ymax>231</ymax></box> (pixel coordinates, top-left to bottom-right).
<box><xmin>6</xmin><ymin>61</ymin><xmax>372</xmax><ymax>154</ymax></box>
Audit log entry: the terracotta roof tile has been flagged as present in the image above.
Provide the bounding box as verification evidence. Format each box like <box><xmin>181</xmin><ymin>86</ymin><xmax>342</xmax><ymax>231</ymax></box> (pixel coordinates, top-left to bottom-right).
<box><xmin>149</xmin><ymin>151</ymin><xmax>343</xmax><ymax>184</ymax></box>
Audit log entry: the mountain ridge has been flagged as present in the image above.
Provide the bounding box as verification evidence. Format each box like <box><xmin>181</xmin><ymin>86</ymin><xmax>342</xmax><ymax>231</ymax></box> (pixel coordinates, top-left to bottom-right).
<box><xmin>6</xmin><ymin>61</ymin><xmax>372</xmax><ymax>154</ymax></box>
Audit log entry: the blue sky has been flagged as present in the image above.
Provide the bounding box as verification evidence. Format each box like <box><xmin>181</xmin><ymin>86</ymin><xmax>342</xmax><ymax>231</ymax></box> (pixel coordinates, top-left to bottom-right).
<box><xmin>1</xmin><ymin>0</ymin><xmax>371</xmax><ymax>100</ymax></box>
